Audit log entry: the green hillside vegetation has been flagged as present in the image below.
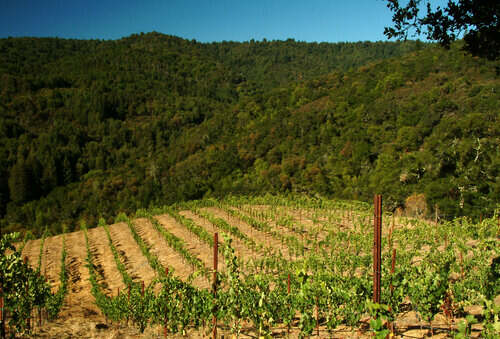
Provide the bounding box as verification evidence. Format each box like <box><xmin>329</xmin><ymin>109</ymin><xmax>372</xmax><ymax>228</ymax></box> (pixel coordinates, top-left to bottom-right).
<box><xmin>0</xmin><ymin>32</ymin><xmax>498</xmax><ymax>235</ymax></box>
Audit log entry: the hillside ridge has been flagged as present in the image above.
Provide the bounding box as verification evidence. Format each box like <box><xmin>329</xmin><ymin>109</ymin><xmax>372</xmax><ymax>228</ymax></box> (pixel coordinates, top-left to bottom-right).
<box><xmin>0</xmin><ymin>33</ymin><xmax>498</xmax><ymax>235</ymax></box>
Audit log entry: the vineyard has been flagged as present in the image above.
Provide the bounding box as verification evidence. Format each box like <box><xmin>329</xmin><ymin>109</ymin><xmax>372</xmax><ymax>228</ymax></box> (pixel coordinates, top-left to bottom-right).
<box><xmin>1</xmin><ymin>195</ymin><xmax>499</xmax><ymax>338</ymax></box>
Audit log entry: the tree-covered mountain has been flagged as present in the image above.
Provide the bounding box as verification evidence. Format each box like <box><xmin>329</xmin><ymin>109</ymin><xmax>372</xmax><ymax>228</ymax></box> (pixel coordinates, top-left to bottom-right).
<box><xmin>0</xmin><ymin>32</ymin><xmax>498</xmax><ymax>235</ymax></box>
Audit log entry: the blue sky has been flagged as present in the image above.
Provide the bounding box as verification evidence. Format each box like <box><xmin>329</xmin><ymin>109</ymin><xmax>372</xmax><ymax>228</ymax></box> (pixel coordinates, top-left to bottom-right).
<box><xmin>0</xmin><ymin>0</ymin><xmax>449</xmax><ymax>42</ymax></box>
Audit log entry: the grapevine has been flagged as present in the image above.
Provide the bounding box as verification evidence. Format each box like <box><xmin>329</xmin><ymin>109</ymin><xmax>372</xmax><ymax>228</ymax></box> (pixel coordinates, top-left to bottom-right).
<box><xmin>4</xmin><ymin>196</ymin><xmax>498</xmax><ymax>337</ymax></box>
<box><xmin>0</xmin><ymin>233</ymin><xmax>51</xmax><ymax>336</ymax></box>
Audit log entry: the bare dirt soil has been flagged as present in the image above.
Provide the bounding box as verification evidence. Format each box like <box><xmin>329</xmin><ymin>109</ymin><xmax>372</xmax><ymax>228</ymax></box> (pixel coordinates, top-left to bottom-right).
<box><xmin>87</xmin><ymin>226</ymin><xmax>126</xmax><ymax>296</ymax></box>
<box><xmin>107</xmin><ymin>222</ymin><xmax>156</xmax><ymax>285</ymax></box>
<box><xmin>202</xmin><ymin>207</ymin><xmax>295</xmax><ymax>260</ymax></box>
<box><xmin>154</xmin><ymin>214</ymin><xmax>228</xmax><ymax>273</ymax></box>
<box><xmin>179</xmin><ymin>210</ymin><xmax>263</xmax><ymax>265</ymax></box>
<box><xmin>40</xmin><ymin>234</ymin><xmax>64</xmax><ymax>292</ymax></box>
<box><xmin>132</xmin><ymin>217</ymin><xmax>209</xmax><ymax>289</ymax></box>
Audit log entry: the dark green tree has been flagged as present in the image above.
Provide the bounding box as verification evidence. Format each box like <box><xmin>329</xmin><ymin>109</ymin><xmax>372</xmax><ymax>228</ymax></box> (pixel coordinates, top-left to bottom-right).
<box><xmin>384</xmin><ymin>0</ymin><xmax>500</xmax><ymax>59</ymax></box>
<box><xmin>0</xmin><ymin>167</ymin><xmax>8</xmax><ymax>216</ymax></box>
<box><xmin>63</xmin><ymin>155</ymin><xmax>73</xmax><ymax>185</ymax></box>
<box><xmin>8</xmin><ymin>159</ymin><xmax>34</xmax><ymax>203</ymax></box>
<box><xmin>41</xmin><ymin>157</ymin><xmax>58</xmax><ymax>193</ymax></box>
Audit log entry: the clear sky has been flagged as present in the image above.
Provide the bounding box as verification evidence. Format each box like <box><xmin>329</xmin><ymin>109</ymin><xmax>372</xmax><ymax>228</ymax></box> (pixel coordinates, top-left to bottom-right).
<box><xmin>0</xmin><ymin>0</ymin><xmax>449</xmax><ymax>42</ymax></box>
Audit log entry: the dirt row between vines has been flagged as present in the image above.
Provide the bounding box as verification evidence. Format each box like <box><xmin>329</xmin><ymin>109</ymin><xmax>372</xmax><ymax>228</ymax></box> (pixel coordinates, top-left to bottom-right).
<box><xmin>239</xmin><ymin>205</ymin><xmax>330</xmax><ymax>244</ymax></box>
<box><xmin>154</xmin><ymin>213</ymin><xmax>229</xmax><ymax>274</ymax></box>
<box><xmin>17</xmin><ymin>218</ymin><xmax>207</xmax><ymax>338</ymax></box>
<box><xmin>179</xmin><ymin>210</ymin><xmax>264</xmax><ymax>263</ymax></box>
<box><xmin>87</xmin><ymin>226</ymin><xmax>126</xmax><ymax>295</ymax></box>
<box><xmin>247</xmin><ymin>205</ymin><xmax>433</xmax><ymax>260</ymax></box>
<box><xmin>132</xmin><ymin>217</ymin><xmax>210</xmax><ymax>289</ymax></box>
<box><xmin>40</xmin><ymin>234</ymin><xmax>64</xmax><ymax>292</ymax></box>
<box><xmin>14</xmin><ymin>209</ymin><xmax>303</xmax><ymax>338</ymax></box>
<box><xmin>202</xmin><ymin>206</ymin><xmax>297</xmax><ymax>260</ymax></box>
<box><xmin>21</xmin><ymin>237</ymin><xmax>42</xmax><ymax>272</ymax></box>
<box><xmin>107</xmin><ymin>222</ymin><xmax>156</xmax><ymax>285</ymax></box>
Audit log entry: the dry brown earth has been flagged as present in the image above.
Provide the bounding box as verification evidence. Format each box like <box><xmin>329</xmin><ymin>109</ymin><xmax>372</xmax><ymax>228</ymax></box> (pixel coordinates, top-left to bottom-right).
<box><xmin>107</xmin><ymin>222</ymin><xmax>156</xmax><ymax>285</ymax></box>
<box><xmin>132</xmin><ymin>217</ymin><xmax>209</xmax><ymax>288</ymax></box>
<box><xmin>40</xmin><ymin>234</ymin><xmax>64</xmax><ymax>292</ymax></box>
<box><xmin>179</xmin><ymin>210</ymin><xmax>263</xmax><ymax>264</ymax></box>
<box><xmin>87</xmin><ymin>226</ymin><xmax>126</xmax><ymax>295</ymax></box>
<box><xmin>154</xmin><ymin>214</ymin><xmax>227</xmax><ymax>273</ymax></box>
<box><xmin>202</xmin><ymin>206</ymin><xmax>296</xmax><ymax>260</ymax></box>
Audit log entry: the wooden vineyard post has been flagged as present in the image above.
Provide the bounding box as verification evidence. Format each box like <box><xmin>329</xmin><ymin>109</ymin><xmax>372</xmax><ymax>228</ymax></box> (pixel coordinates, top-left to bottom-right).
<box><xmin>390</xmin><ymin>215</ymin><xmax>394</xmax><ymax>236</ymax></box>
<box><xmin>373</xmin><ymin>195</ymin><xmax>382</xmax><ymax>304</ymax></box>
<box><xmin>213</xmin><ymin>233</ymin><xmax>218</xmax><ymax>339</ymax></box>
<box><xmin>141</xmin><ymin>281</ymin><xmax>144</xmax><ymax>297</ymax></box>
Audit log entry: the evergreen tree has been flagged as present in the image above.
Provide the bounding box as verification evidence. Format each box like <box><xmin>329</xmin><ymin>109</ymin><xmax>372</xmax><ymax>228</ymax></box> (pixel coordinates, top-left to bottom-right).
<box><xmin>8</xmin><ymin>159</ymin><xmax>33</xmax><ymax>203</ymax></box>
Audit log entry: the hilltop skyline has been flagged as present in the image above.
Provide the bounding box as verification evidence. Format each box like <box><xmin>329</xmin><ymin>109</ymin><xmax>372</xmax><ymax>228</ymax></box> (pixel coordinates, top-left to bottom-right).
<box><xmin>1</xmin><ymin>0</ymin><xmax>449</xmax><ymax>42</ymax></box>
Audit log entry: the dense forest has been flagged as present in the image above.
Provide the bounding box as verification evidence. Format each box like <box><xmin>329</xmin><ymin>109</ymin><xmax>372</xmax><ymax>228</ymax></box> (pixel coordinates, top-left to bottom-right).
<box><xmin>0</xmin><ymin>32</ymin><xmax>498</xmax><ymax>235</ymax></box>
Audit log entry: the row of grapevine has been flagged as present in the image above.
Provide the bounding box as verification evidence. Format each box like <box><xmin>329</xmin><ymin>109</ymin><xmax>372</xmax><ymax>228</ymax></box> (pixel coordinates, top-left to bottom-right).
<box><xmin>45</xmin><ymin>231</ymin><xmax>69</xmax><ymax>319</ymax></box>
<box><xmin>219</xmin><ymin>203</ymin><xmax>306</xmax><ymax>257</ymax></box>
<box><xmin>99</xmin><ymin>218</ymin><xmax>134</xmax><ymax>287</ymax></box>
<box><xmin>0</xmin><ymin>233</ymin><xmax>65</xmax><ymax>337</ymax></box>
<box><xmin>182</xmin><ymin>201</ymin><xmax>294</xmax><ymax>274</ymax></box>
<box><xmin>7</xmin><ymin>194</ymin><xmax>497</xmax><ymax>338</ymax></box>
<box><xmin>81</xmin><ymin>221</ymin><xmax>151</xmax><ymax>331</ymax></box>
<box><xmin>187</xmin><ymin>197</ymin><xmax>498</xmax><ymax>337</ymax></box>
<box><xmin>80</xmin><ymin>220</ymin><xmax>374</xmax><ymax>337</ymax></box>
<box><xmin>143</xmin><ymin>208</ymin><xmax>211</xmax><ymax>279</ymax></box>
<box><xmin>116</xmin><ymin>213</ymin><xmax>167</xmax><ymax>279</ymax></box>
<box><xmin>82</xmin><ymin>217</ymin><xmax>215</xmax><ymax>334</ymax></box>
<box><xmin>36</xmin><ymin>228</ymin><xmax>49</xmax><ymax>272</ymax></box>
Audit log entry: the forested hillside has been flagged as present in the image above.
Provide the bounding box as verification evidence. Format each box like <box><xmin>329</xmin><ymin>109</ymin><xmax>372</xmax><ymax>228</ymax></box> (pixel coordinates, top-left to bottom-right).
<box><xmin>0</xmin><ymin>32</ymin><xmax>498</xmax><ymax>235</ymax></box>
